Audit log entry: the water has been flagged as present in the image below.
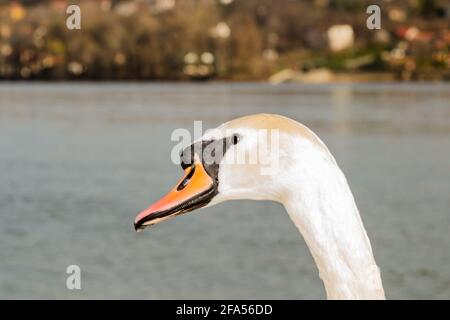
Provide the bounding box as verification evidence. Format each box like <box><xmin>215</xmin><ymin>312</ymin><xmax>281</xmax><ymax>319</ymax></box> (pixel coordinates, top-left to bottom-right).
<box><xmin>0</xmin><ymin>82</ymin><xmax>449</xmax><ymax>299</ymax></box>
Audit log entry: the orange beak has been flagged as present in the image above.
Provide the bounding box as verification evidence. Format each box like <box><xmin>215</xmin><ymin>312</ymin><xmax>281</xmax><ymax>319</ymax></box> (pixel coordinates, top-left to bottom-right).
<box><xmin>134</xmin><ymin>158</ymin><xmax>216</xmax><ymax>231</ymax></box>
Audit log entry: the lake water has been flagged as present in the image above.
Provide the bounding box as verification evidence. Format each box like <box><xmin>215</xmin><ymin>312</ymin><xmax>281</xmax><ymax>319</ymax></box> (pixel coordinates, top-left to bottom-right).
<box><xmin>0</xmin><ymin>82</ymin><xmax>449</xmax><ymax>299</ymax></box>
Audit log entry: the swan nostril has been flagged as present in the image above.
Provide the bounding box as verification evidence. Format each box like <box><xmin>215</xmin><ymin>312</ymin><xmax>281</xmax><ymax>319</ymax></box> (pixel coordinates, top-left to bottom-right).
<box><xmin>177</xmin><ymin>166</ymin><xmax>196</xmax><ymax>191</ymax></box>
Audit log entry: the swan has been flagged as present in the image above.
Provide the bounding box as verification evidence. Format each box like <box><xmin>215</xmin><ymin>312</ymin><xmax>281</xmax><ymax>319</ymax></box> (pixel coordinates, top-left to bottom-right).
<box><xmin>134</xmin><ymin>114</ymin><xmax>385</xmax><ymax>300</ymax></box>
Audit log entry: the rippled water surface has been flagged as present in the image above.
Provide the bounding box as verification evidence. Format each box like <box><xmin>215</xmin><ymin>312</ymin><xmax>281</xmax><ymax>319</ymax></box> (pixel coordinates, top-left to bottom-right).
<box><xmin>0</xmin><ymin>82</ymin><xmax>449</xmax><ymax>299</ymax></box>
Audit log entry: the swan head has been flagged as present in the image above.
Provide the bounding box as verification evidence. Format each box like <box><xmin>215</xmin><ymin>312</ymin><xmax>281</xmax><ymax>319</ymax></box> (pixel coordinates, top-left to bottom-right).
<box><xmin>133</xmin><ymin>114</ymin><xmax>386</xmax><ymax>300</ymax></box>
<box><xmin>134</xmin><ymin>113</ymin><xmax>328</xmax><ymax>231</ymax></box>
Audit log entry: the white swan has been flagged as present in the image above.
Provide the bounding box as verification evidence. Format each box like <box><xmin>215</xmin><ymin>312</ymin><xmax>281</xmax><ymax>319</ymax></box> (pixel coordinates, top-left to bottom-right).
<box><xmin>134</xmin><ymin>114</ymin><xmax>385</xmax><ymax>300</ymax></box>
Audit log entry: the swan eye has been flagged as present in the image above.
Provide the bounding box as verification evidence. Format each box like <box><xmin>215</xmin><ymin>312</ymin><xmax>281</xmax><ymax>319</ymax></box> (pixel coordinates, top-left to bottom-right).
<box><xmin>232</xmin><ymin>134</ymin><xmax>240</xmax><ymax>145</ymax></box>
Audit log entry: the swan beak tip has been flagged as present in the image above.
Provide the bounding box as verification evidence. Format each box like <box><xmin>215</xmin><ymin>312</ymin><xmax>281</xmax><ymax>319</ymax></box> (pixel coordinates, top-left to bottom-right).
<box><xmin>134</xmin><ymin>221</ymin><xmax>143</xmax><ymax>232</ymax></box>
<box><xmin>134</xmin><ymin>161</ymin><xmax>216</xmax><ymax>232</ymax></box>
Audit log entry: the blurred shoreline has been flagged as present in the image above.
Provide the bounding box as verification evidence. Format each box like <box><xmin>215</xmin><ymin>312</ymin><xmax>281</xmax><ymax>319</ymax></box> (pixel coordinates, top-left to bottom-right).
<box><xmin>1</xmin><ymin>0</ymin><xmax>449</xmax><ymax>82</ymax></box>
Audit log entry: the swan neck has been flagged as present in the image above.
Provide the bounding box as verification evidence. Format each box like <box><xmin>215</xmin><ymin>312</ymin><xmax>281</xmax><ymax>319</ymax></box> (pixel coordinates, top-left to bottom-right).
<box><xmin>282</xmin><ymin>164</ymin><xmax>385</xmax><ymax>299</ymax></box>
